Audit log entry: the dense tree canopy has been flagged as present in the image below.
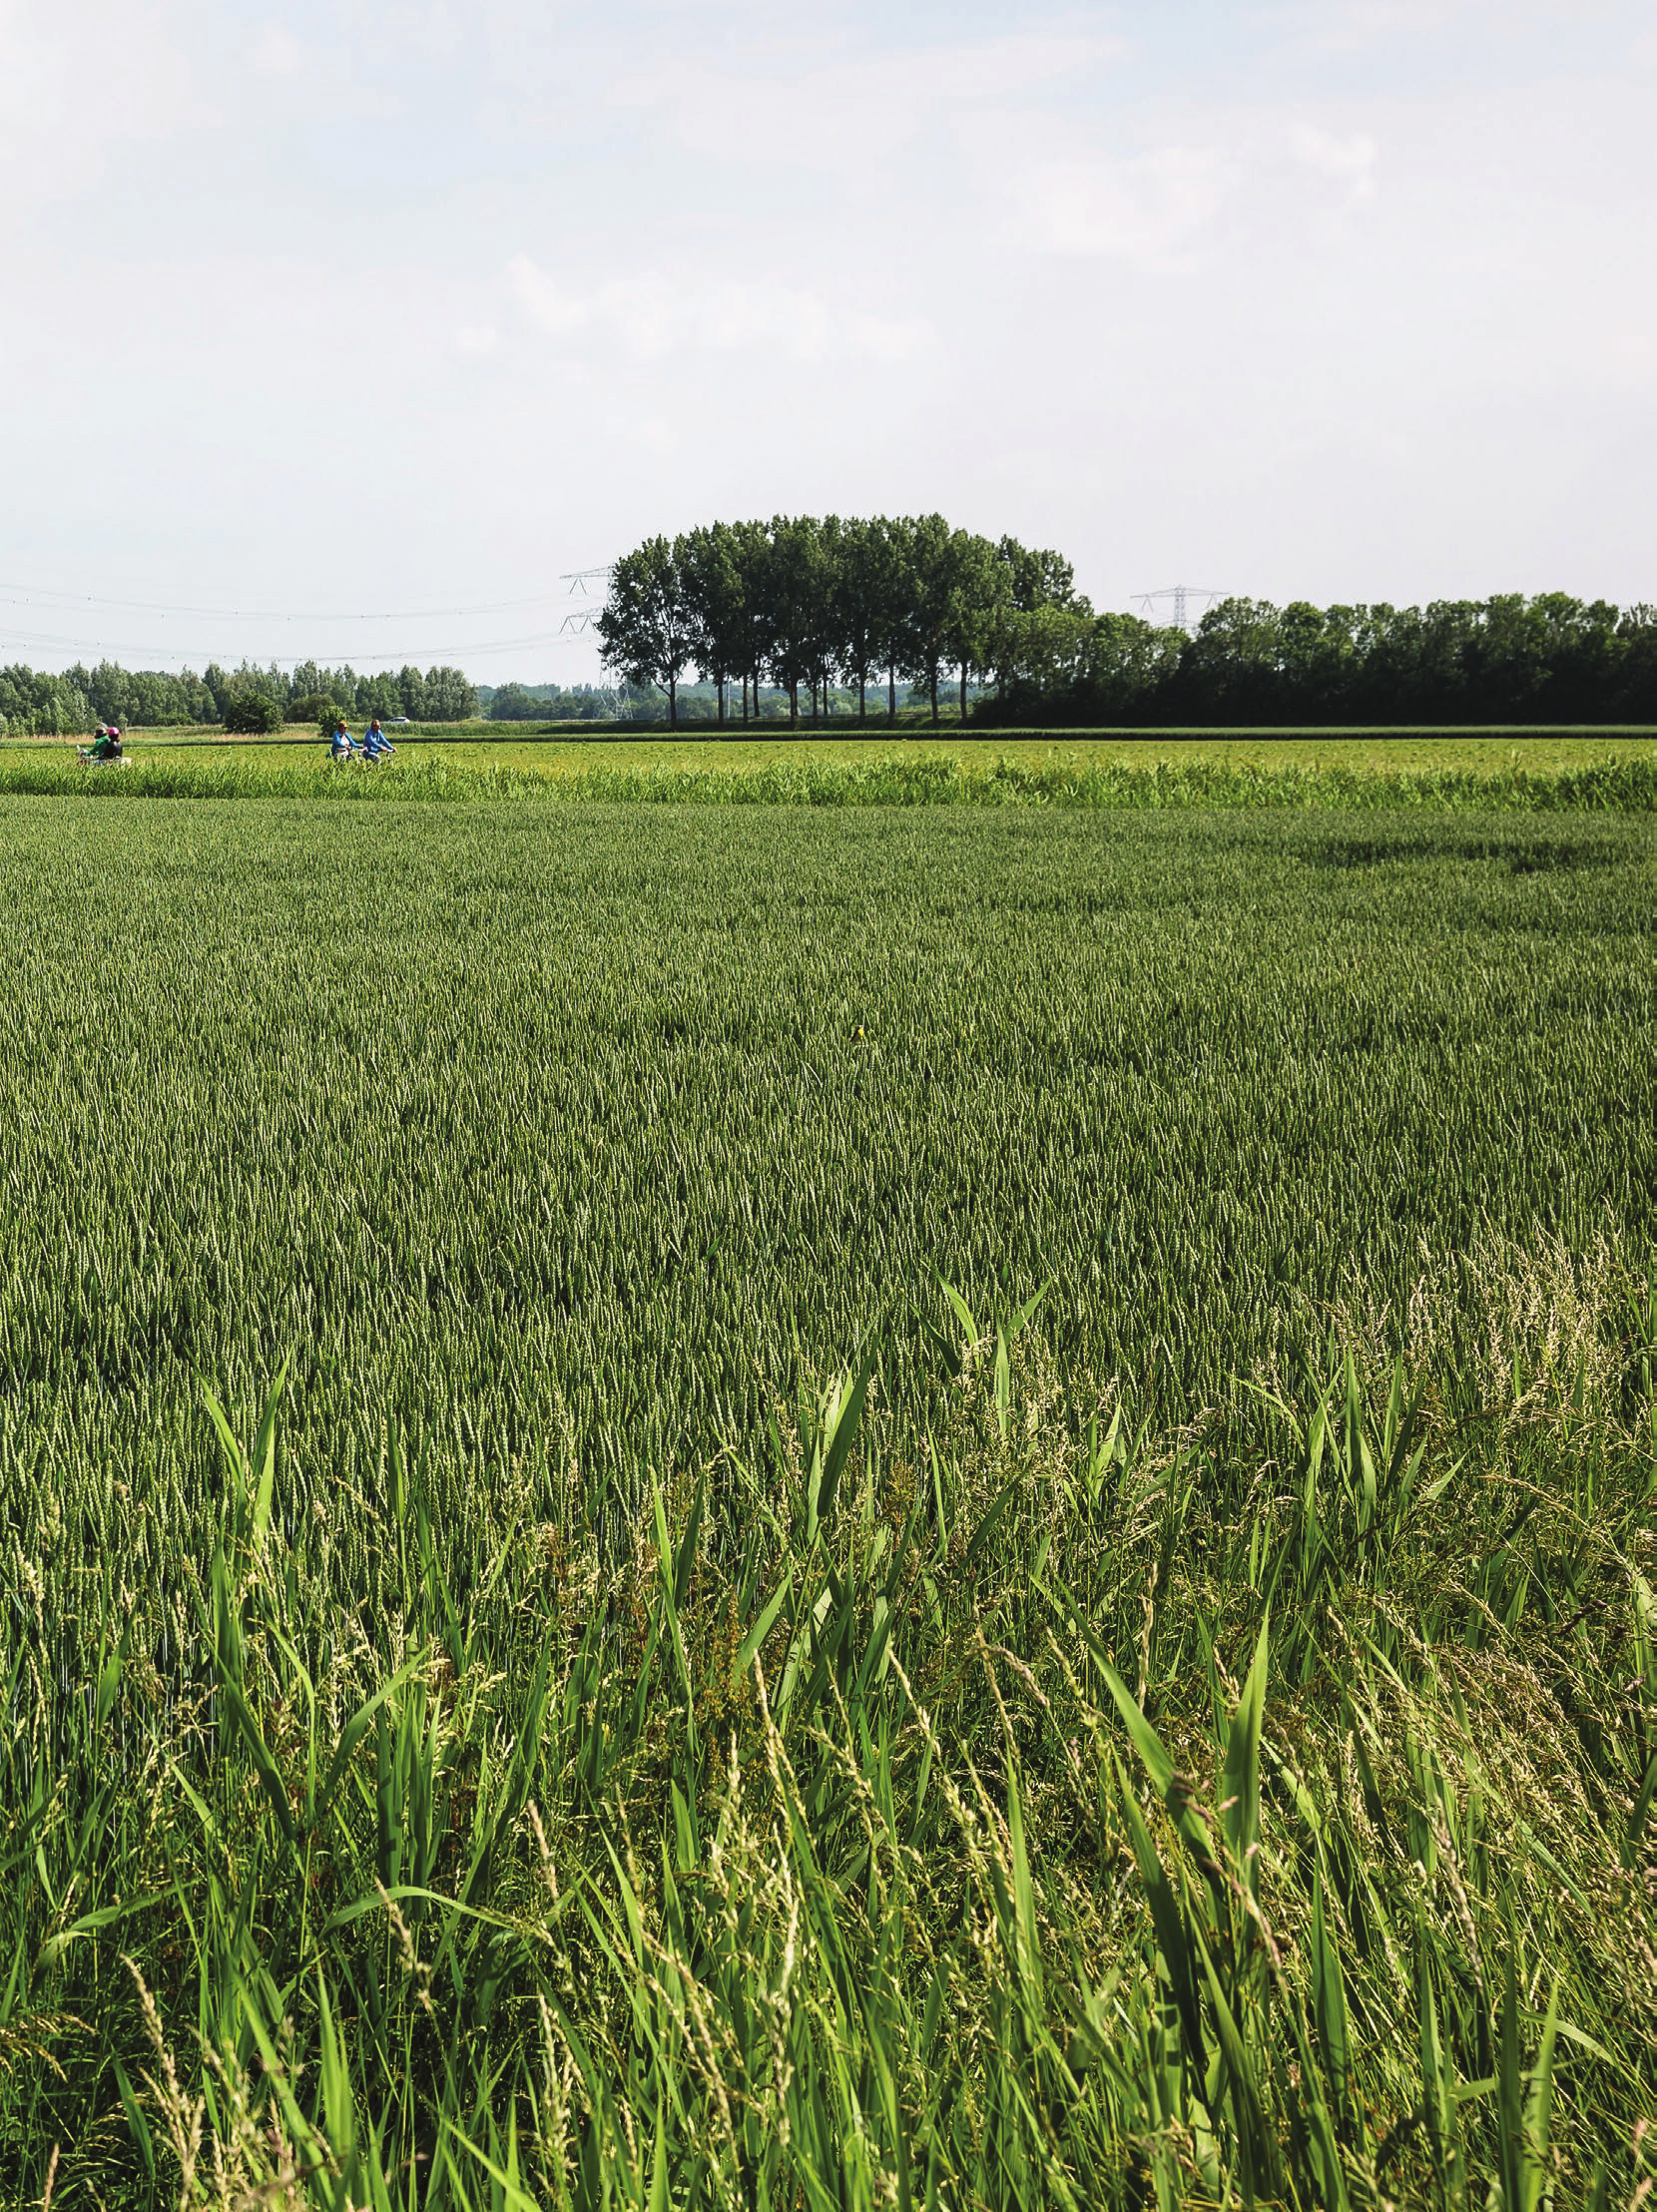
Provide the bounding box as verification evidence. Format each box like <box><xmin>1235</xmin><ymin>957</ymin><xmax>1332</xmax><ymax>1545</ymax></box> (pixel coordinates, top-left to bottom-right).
<box><xmin>597</xmin><ymin>515</ymin><xmax>1082</xmax><ymax>728</ymax></box>
<box><xmin>0</xmin><ymin>659</ymin><xmax>477</xmax><ymax>737</ymax></box>
<box><xmin>598</xmin><ymin>517</ymin><xmax>1657</xmax><ymax>729</ymax></box>
<box><xmin>988</xmin><ymin>593</ymin><xmax>1657</xmax><ymax>726</ymax></box>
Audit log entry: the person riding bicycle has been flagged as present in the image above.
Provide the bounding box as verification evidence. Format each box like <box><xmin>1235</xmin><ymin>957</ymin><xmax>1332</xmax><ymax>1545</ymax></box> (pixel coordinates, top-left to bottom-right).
<box><xmin>329</xmin><ymin>720</ymin><xmax>354</xmax><ymax>762</ymax></box>
<box><xmin>86</xmin><ymin>724</ymin><xmax>123</xmax><ymax>763</ymax></box>
<box><xmin>361</xmin><ymin>718</ymin><xmax>395</xmax><ymax>765</ymax></box>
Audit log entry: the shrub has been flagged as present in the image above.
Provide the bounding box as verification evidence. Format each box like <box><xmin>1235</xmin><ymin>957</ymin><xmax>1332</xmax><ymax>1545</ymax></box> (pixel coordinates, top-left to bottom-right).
<box><xmin>223</xmin><ymin>692</ymin><xmax>284</xmax><ymax>735</ymax></box>
<box><xmin>287</xmin><ymin>691</ymin><xmax>339</xmax><ymax>726</ymax></box>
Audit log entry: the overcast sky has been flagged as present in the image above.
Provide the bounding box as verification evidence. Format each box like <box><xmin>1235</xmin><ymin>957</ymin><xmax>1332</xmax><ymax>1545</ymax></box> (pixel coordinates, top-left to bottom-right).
<box><xmin>2</xmin><ymin>0</ymin><xmax>1653</xmax><ymax>682</ymax></box>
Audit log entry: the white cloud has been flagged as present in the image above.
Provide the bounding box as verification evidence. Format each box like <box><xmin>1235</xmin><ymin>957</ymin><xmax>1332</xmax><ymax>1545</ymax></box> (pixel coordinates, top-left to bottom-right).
<box><xmin>1290</xmin><ymin>124</ymin><xmax>1380</xmax><ymax>203</ymax></box>
<box><xmin>0</xmin><ymin>0</ymin><xmax>205</xmax><ymax>187</ymax></box>
<box><xmin>252</xmin><ymin>24</ymin><xmax>301</xmax><ymax>74</ymax></box>
<box><xmin>453</xmin><ymin>322</ymin><xmax>498</xmax><ymax>358</ymax></box>
<box><xmin>506</xmin><ymin>256</ymin><xmax>592</xmax><ymax>339</ymax></box>
<box><xmin>1281</xmin><ymin>0</ymin><xmax>1449</xmax><ymax>44</ymax></box>
<box><xmin>1264</xmin><ymin>0</ymin><xmax>1522</xmax><ymax>49</ymax></box>
<box><xmin>1014</xmin><ymin>147</ymin><xmax>1234</xmax><ymax>266</ymax></box>
<box><xmin>605</xmin><ymin>18</ymin><xmax>1127</xmax><ymax>177</ymax></box>
<box><xmin>504</xmin><ymin>256</ymin><xmax>931</xmax><ymax>364</ymax></box>
<box><xmin>846</xmin><ymin>312</ymin><xmax>931</xmax><ymax>365</ymax></box>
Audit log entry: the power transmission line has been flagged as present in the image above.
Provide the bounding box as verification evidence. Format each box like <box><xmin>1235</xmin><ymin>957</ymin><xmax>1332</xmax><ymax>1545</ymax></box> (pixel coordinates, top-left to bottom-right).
<box><xmin>0</xmin><ymin>581</ymin><xmax>566</xmax><ymax>624</ymax></box>
<box><xmin>1131</xmin><ymin>585</ymin><xmax>1230</xmax><ymax>633</ymax></box>
<box><xmin>0</xmin><ymin>621</ymin><xmax>604</xmax><ymax>671</ymax></box>
<box><xmin>0</xmin><ymin>564</ymin><xmax>621</xmax><ymax>668</ymax></box>
<box><xmin>557</xmin><ymin>565</ymin><xmax>614</xmax><ymax>635</ymax></box>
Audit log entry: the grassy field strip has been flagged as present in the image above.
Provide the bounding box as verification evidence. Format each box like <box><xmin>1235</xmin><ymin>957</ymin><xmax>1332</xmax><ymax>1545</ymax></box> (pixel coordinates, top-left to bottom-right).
<box><xmin>9</xmin><ymin>728</ymin><xmax>1657</xmax><ymax>779</ymax></box>
<box><xmin>0</xmin><ymin>802</ymin><xmax>1653</xmax><ymax>2206</ymax></box>
<box><xmin>6</xmin><ymin>746</ymin><xmax>1657</xmax><ymax>811</ymax></box>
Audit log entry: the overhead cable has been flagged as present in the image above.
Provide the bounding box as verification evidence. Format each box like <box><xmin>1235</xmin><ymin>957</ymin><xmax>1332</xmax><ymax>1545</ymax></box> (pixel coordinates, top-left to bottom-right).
<box><xmin>0</xmin><ymin>583</ymin><xmax>571</xmax><ymax>624</ymax></box>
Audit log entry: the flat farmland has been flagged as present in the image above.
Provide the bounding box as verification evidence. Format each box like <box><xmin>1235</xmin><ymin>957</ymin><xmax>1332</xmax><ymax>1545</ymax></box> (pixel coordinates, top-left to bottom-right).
<box><xmin>2</xmin><ymin>797</ymin><xmax>1654</xmax><ymax>2206</ymax></box>
<box><xmin>2</xmin><ymin>800</ymin><xmax>1650</xmax><ymax>1477</ymax></box>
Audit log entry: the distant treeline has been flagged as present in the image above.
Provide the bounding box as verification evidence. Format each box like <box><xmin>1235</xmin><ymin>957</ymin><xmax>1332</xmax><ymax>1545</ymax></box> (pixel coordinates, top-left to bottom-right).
<box><xmin>477</xmin><ymin>678</ymin><xmax>920</xmax><ymax>724</ymax></box>
<box><xmin>1017</xmin><ymin>594</ymin><xmax>1657</xmax><ymax>727</ymax></box>
<box><xmin>479</xmin><ymin>681</ymin><xmax>661</xmax><ymax>722</ymax></box>
<box><xmin>598</xmin><ymin>515</ymin><xmax>1657</xmax><ymax>727</ymax></box>
<box><xmin>0</xmin><ymin>659</ymin><xmax>476</xmax><ymax>737</ymax></box>
<box><xmin>8</xmin><ymin>550</ymin><xmax>1655</xmax><ymax>736</ymax></box>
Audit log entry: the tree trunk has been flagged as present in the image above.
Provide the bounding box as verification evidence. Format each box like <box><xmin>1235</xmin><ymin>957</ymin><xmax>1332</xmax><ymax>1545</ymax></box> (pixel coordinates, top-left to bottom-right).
<box><xmin>888</xmin><ymin>664</ymin><xmax>896</xmax><ymax>720</ymax></box>
<box><xmin>858</xmin><ymin>672</ymin><xmax>866</xmax><ymax>723</ymax></box>
<box><xmin>930</xmin><ymin>667</ymin><xmax>938</xmax><ymax>725</ymax></box>
<box><xmin>669</xmin><ymin>674</ymin><xmax>678</xmax><ymax>728</ymax></box>
<box><xmin>790</xmin><ymin>681</ymin><xmax>799</xmax><ymax>727</ymax></box>
<box><xmin>718</xmin><ymin>675</ymin><xmax>726</xmax><ymax>727</ymax></box>
<box><xmin>960</xmin><ymin>663</ymin><xmax>967</xmax><ymax>722</ymax></box>
<box><xmin>742</xmin><ymin>673</ymin><xmax>749</xmax><ymax>725</ymax></box>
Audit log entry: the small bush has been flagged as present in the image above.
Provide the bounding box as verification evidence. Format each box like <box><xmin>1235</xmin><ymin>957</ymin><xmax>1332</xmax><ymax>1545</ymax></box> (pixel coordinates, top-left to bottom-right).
<box><xmin>287</xmin><ymin>691</ymin><xmax>339</xmax><ymax>726</ymax></box>
<box><xmin>223</xmin><ymin>693</ymin><xmax>284</xmax><ymax>735</ymax></box>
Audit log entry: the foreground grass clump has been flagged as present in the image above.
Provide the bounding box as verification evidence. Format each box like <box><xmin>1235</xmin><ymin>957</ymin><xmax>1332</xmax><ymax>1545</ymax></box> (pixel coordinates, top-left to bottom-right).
<box><xmin>3</xmin><ymin>1254</ymin><xmax>1655</xmax><ymax>2209</ymax></box>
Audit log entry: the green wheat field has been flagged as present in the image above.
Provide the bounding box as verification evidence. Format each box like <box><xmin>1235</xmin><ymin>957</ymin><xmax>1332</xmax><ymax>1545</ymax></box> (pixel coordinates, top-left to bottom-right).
<box><xmin>2</xmin><ymin>793</ymin><xmax>1654</xmax><ymax>2208</ymax></box>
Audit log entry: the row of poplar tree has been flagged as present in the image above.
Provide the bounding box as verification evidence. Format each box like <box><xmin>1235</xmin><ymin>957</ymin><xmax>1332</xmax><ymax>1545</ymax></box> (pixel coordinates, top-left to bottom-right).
<box><xmin>597</xmin><ymin>514</ymin><xmax>1657</xmax><ymax>727</ymax></box>
<box><xmin>597</xmin><ymin>515</ymin><xmax>1079</xmax><ymax>726</ymax></box>
<box><xmin>0</xmin><ymin>659</ymin><xmax>476</xmax><ymax>737</ymax></box>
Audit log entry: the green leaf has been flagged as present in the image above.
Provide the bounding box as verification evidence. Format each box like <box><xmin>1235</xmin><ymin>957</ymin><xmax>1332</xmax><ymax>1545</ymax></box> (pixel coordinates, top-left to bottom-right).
<box><xmin>113</xmin><ymin>2053</ymin><xmax>155</xmax><ymax>2181</ymax></box>
<box><xmin>1006</xmin><ymin>1280</ymin><xmax>1051</xmax><ymax>1339</ymax></box>
<box><xmin>964</xmin><ymin>1469</ymin><xmax>1025</xmax><ymax>1566</ymax></box>
<box><xmin>1497</xmin><ymin>1920</ymin><xmax>1525</xmax><ymax>2212</ymax></box>
<box><xmin>1099</xmin><ymin>1659</ymin><xmax>1221</xmax><ymax>1879</ymax></box>
<box><xmin>198</xmin><ymin>1592</ymin><xmax>296</xmax><ymax>1846</ymax></box>
<box><xmin>248</xmin><ymin>1360</ymin><xmax>288</xmax><ymax>1554</ymax></box>
<box><xmin>938</xmin><ymin>1277</ymin><xmax>978</xmax><ymax>1347</ymax></box>
<box><xmin>1221</xmin><ymin>1616</ymin><xmax>1269</xmax><ymax>1899</ymax></box>
<box><xmin>96</xmin><ymin>1609</ymin><xmax>135</xmax><ymax>1732</ymax></box>
<box><xmin>322</xmin><ymin>1884</ymin><xmax>526</xmax><ymax>1936</ymax></box>
<box><xmin>736</xmin><ymin>1565</ymin><xmax>794</xmax><ymax>1678</ymax></box>
<box><xmin>1524</xmin><ymin>1975</ymin><xmax>1561</xmax><ymax>2212</ymax></box>
<box><xmin>1114</xmin><ymin>1762</ymin><xmax>1207</xmax><ymax>2076</ymax></box>
<box><xmin>37</xmin><ymin>1893</ymin><xmax>163</xmax><ymax>1971</ymax></box>
<box><xmin>652</xmin><ymin>1478</ymin><xmax>698</xmax><ymax>1745</ymax></box>
<box><xmin>1311</xmin><ymin>1872</ymin><xmax>1351</xmax><ymax>2122</ymax></box>
<box><xmin>1624</xmin><ymin>1746</ymin><xmax>1657</xmax><ymax>1870</ymax></box>
<box><xmin>993</xmin><ymin>1327</ymin><xmax>1012</xmax><ymax>1440</ymax></box>
<box><xmin>200</xmin><ymin>1381</ymin><xmax>246</xmax><ymax>1492</ymax></box>
<box><xmin>815</xmin><ymin>1345</ymin><xmax>876</xmax><ymax>1542</ymax></box>
<box><xmin>313</xmin><ymin>1643</ymin><xmax>432</xmax><ymax>1831</ymax></box>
